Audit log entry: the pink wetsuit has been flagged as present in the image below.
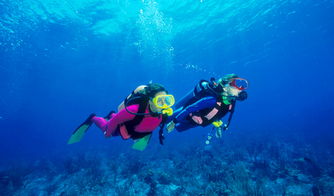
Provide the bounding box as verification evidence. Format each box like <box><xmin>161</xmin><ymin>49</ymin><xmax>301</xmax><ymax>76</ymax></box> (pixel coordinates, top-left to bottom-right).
<box><xmin>92</xmin><ymin>104</ymin><xmax>162</xmax><ymax>139</ymax></box>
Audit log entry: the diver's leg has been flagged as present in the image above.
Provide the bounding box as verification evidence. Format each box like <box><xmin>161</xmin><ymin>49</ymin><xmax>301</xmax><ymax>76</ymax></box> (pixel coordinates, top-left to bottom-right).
<box><xmin>92</xmin><ymin>112</ymin><xmax>117</xmax><ymax>129</ymax></box>
<box><xmin>91</xmin><ymin>116</ymin><xmax>108</xmax><ymax>131</ymax></box>
<box><xmin>104</xmin><ymin>110</ymin><xmax>116</xmax><ymax>120</ymax></box>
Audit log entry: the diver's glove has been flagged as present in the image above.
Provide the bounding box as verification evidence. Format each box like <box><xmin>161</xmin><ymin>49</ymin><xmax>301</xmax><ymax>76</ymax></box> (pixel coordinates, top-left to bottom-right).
<box><xmin>212</xmin><ymin>120</ymin><xmax>223</xmax><ymax>138</ymax></box>
<box><xmin>166</xmin><ymin>121</ymin><xmax>176</xmax><ymax>133</ymax></box>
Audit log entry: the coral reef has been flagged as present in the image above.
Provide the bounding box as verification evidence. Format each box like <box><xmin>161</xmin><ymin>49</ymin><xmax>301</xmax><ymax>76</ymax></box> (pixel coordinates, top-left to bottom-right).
<box><xmin>1</xmin><ymin>133</ymin><xmax>333</xmax><ymax>195</ymax></box>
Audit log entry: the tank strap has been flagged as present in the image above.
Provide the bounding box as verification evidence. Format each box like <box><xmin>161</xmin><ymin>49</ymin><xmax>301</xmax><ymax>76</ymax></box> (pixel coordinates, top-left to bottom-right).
<box><xmin>158</xmin><ymin>115</ymin><xmax>168</xmax><ymax>145</ymax></box>
<box><xmin>223</xmin><ymin>101</ymin><xmax>236</xmax><ymax>130</ymax></box>
<box><xmin>124</xmin><ymin>99</ymin><xmax>151</xmax><ymax>139</ymax></box>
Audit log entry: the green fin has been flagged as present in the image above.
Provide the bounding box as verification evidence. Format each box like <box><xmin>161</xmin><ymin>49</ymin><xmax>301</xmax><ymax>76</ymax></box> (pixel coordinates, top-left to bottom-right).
<box><xmin>68</xmin><ymin>114</ymin><xmax>94</xmax><ymax>144</ymax></box>
<box><xmin>132</xmin><ymin>134</ymin><xmax>152</xmax><ymax>151</ymax></box>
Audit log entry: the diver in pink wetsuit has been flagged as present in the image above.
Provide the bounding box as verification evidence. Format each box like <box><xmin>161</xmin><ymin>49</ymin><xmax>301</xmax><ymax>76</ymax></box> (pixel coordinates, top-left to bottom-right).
<box><xmin>68</xmin><ymin>83</ymin><xmax>175</xmax><ymax>150</ymax></box>
<box><xmin>92</xmin><ymin>103</ymin><xmax>165</xmax><ymax>139</ymax></box>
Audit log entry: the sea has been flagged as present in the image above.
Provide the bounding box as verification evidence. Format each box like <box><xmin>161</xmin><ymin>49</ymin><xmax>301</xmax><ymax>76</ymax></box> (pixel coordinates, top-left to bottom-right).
<box><xmin>1</xmin><ymin>0</ymin><xmax>334</xmax><ymax>195</ymax></box>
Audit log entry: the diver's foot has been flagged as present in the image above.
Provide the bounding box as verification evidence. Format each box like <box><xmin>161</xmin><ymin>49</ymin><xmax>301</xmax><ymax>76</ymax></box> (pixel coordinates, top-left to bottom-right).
<box><xmin>104</xmin><ymin>110</ymin><xmax>115</xmax><ymax>120</ymax></box>
<box><xmin>85</xmin><ymin>113</ymin><xmax>96</xmax><ymax>124</ymax></box>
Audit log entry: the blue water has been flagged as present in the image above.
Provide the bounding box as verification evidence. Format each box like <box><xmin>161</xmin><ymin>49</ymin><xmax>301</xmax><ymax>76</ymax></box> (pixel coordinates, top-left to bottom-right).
<box><xmin>1</xmin><ymin>0</ymin><xmax>334</xmax><ymax>194</ymax></box>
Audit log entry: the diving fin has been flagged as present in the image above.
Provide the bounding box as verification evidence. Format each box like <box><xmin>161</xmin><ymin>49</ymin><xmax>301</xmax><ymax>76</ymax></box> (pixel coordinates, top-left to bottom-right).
<box><xmin>132</xmin><ymin>134</ymin><xmax>152</xmax><ymax>151</ymax></box>
<box><xmin>67</xmin><ymin>113</ymin><xmax>95</xmax><ymax>144</ymax></box>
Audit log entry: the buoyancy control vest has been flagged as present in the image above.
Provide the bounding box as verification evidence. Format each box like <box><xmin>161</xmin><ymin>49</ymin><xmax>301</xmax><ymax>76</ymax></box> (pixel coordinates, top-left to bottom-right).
<box><xmin>123</xmin><ymin>96</ymin><xmax>156</xmax><ymax>139</ymax></box>
<box><xmin>123</xmin><ymin>90</ymin><xmax>167</xmax><ymax>144</ymax></box>
<box><xmin>191</xmin><ymin>101</ymin><xmax>234</xmax><ymax>127</ymax></box>
<box><xmin>177</xmin><ymin>79</ymin><xmax>236</xmax><ymax>129</ymax></box>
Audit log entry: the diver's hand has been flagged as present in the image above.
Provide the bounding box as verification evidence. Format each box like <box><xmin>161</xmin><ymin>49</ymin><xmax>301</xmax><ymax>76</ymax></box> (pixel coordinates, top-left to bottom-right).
<box><xmin>191</xmin><ymin>115</ymin><xmax>203</xmax><ymax>124</ymax></box>
<box><xmin>166</xmin><ymin>121</ymin><xmax>175</xmax><ymax>133</ymax></box>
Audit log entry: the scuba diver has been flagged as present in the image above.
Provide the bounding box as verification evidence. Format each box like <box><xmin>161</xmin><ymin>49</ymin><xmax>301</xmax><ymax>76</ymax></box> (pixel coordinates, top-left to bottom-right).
<box><xmin>166</xmin><ymin>74</ymin><xmax>248</xmax><ymax>141</ymax></box>
<box><xmin>68</xmin><ymin>83</ymin><xmax>175</xmax><ymax>151</ymax></box>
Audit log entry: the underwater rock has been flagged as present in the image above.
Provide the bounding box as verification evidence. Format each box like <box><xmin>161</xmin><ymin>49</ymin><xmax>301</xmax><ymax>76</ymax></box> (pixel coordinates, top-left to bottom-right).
<box><xmin>318</xmin><ymin>176</ymin><xmax>334</xmax><ymax>194</ymax></box>
<box><xmin>296</xmin><ymin>173</ymin><xmax>311</xmax><ymax>183</ymax></box>
<box><xmin>155</xmin><ymin>184</ymin><xmax>181</xmax><ymax>196</ymax></box>
<box><xmin>312</xmin><ymin>185</ymin><xmax>320</xmax><ymax>196</ymax></box>
<box><xmin>286</xmin><ymin>184</ymin><xmax>313</xmax><ymax>196</ymax></box>
<box><xmin>294</xmin><ymin>157</ymin><xmax>322</xmax><ymax>178</ymax></box>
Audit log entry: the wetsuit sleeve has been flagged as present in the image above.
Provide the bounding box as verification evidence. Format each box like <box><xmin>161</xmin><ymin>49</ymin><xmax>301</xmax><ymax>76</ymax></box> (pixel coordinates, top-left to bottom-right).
<box><xmin>106</xmin><ymin>105</ymin><xmax>138</xmax><ymax>134</ymax></box>
<box><xmin>174</xmin><ymin>97</ymin><xmax>217</xmax><ymax>124</ymax></box>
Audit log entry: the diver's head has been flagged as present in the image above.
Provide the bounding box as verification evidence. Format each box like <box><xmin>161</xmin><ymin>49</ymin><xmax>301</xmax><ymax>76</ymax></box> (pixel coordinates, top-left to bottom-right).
<box><xmin>145</xmin><ymin>83</ymin><xmax>166</xmax><ymax>98</ymax></box>
<box><xmin>146</xmin><ymin>83</ymin><xmax>175</xmax><ymax>113</ymax></box>
<box><xmin>217</xmin><ymin>74</ymin><xmax>248</xmax><ymax>102</ymax></box>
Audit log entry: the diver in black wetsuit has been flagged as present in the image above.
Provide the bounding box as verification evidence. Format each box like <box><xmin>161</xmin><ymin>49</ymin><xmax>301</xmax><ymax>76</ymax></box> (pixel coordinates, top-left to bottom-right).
<box><xmin>166</xmin><ymin>74</ymin><xmax>248</xmax><ymax>137</ymax></box>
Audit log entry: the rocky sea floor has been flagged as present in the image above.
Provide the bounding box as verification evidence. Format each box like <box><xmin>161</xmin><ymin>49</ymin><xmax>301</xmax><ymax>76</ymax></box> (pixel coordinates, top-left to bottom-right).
<box><xmin>1</xmin><ymin>133</ymin><xmax>334</xmax><ymax>196</ymax></box>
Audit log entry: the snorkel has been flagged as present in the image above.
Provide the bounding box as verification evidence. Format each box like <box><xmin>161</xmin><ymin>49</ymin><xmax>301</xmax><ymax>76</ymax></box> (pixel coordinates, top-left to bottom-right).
<box><xmin>161</xmin><ymin>107</ymin><xmax>174</xmax><ymax>116</ymax></box>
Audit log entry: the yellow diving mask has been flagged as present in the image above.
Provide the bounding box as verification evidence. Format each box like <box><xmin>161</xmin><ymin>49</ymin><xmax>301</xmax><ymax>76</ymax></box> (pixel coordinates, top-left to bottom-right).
<box><xmin>152</xmin><ymin>94</ymin><xmax>175</xmax><ymax>109</ymax></box>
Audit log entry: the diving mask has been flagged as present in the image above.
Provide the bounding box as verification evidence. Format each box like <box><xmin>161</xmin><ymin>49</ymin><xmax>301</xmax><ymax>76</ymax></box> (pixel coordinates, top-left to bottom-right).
<box><xmin>229</xmin><ymin>78</ymin><xmax>248</xmax><ymax>90</ymax></box>
<box><xmin>152</xmin><ymin>94</ymin><xmax>175</xmax><ymax>109</ymax></box>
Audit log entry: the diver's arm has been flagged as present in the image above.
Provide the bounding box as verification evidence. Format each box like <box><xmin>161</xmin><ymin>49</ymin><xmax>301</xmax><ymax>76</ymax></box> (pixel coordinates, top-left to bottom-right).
<box><xmin>167</xmin><ymin>97</ymin><xmax>216</xmax><ymax>132</ymax></box>
<box><xmin>106</xmin><ymin>105</ymin><xmax>138</xmax><ymax>136</ymax></box>
<box><xmin>173</xmin><ymin>97</ymin><xmax>217</xmax><ymax>124</ymax></box>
